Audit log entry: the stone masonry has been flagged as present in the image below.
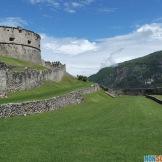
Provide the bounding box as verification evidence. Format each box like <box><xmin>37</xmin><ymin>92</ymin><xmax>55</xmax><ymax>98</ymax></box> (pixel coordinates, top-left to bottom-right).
<box><xmin>0</xmin><ymin>84</ymin><xmax>100</xmax><ymax>118</ymax></box>
<box><xmin>0</xmin><ymin>62</ymin><xmax>66</xmax><ymax>94</ymax></box>
<box><xmin>0</xmin><ymin>26</ymin><xmax>67</xmax><ymax>95</ymax></box>
<box><xmin>0</xmin><ymin>26</ymin><xmax>41</xmax><ymax>64</ymax></box>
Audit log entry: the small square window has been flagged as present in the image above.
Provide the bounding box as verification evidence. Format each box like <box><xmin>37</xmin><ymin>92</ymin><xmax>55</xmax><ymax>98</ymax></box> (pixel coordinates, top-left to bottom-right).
<box><xmin>28</xmin><ymin>40</ymin><xmax>31</xmax><ymax>44</ymax></box>
<box><xmin>9</xmin><ymin>37</ymin><xmax>15</xmax><ymax>41</ymax></box>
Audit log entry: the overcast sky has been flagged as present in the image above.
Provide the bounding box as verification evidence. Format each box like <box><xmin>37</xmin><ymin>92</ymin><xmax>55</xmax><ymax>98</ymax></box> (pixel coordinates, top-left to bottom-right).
<box><xmin>0</xmin><ymin>0</ymin><xmax>162</xmax><ymax>76</ymax></box>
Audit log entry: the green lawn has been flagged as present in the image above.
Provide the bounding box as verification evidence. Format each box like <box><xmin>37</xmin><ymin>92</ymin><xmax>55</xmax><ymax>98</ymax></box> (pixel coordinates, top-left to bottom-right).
<box><xmin>0</xmin><ymin>56</ymin><xmax>47</xmax><ymax>71</ymax></box>
<box><xmin>0</xmin><ymin>77</ymin><xmax>91</xmax><ymax>104</ymax></box>
<box><xmin>0</xmin><ymin>92</ymin><xmax>162</xmax><ymax>162</ymax></box>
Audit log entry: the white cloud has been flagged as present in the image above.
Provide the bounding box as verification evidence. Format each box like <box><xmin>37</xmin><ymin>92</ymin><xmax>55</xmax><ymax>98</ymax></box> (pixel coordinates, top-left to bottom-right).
<box><xmin>136</xmin><ymin>23</ymin><xmax>162</xmax><ymax>39</ymax></box>
<box><xmin>41</xmin><ymin>23</ymin><xmax>162</xmax><ymax>76</ymax></box>
<box><xmin>153</xmin><ymin>17</ymin><xmax>162</xmax><ymax>23</ymax></box>
<box><xmin>98</xmin><ymin>8</ymin><xmax>117</xmax><ymax>13</ymax></box>
<box><xmin>30</xmin><ymin>0</ymin><xmax>41</xmax><ymax>4</ymax></box>
<box><xmin>29</xmin><ymin>0</ymin><xmax>95</xmax><ymax>13</ymax></box>
<box><xmin>0</xmin><ymin>17</ymin><xmax>28</xmax><ymax>27</ymax></box>
<box><xmin>29</xmin><ymin>0</ymin><xmax>117</xmax><ymax>14</ymax></box>
<box><xmin>41</xmin><ymin>34</ymin><xmax>97</xmax><ymax>55</ymax></box>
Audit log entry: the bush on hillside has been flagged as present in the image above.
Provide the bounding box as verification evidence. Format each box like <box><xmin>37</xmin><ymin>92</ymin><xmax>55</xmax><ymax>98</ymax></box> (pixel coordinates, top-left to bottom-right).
<box><xmin>77</xmin><ymin>75</ymin><xmax>88</xmax><ymax>82</ymax></box>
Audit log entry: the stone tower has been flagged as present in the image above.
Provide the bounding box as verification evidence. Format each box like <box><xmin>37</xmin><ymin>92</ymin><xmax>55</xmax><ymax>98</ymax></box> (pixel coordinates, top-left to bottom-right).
<box><xmin>0</xmin><ymin>26</ymin><xmax>42</xmax><ymax>64</ymax></box>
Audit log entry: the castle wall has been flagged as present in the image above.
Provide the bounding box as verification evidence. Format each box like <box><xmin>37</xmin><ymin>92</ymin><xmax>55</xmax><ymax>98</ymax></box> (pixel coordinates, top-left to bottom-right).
<box><xmin>0</xmin><ymin>44</ymin><xmax>41</xmax><ymax>64</ymax></box>
<box><xmin>6</xmin><ymin>70</ymin><xmax>44</xmax><ymax>92</ymax></box>
<box><xmin>0</xmin><ymin>26</ymin><xmax>41</xmax><ymax>64</ymax></box>
<box><xmin>0</xmin><ymin>63</ymin><xmax>8</xmax><ymax>93</ymax></box>
<box><xmin>0</xmin><ymin>27</ymin><xmax>67</xmax><ymax>97</ymax></box>
<box><xmin>46</xmin><ymin>65</ymin><xmax>66</xmax><ymax>82</ymax></box>
<box><xmin>0</xmin><ymin>70</ymin><xmax>7</xmax><ymax>92</ymax></box>
<box><xmin>0</xmin><ymin>85</ymin><xmax>100</xmax><ymax>118</ymax></box>
<box><xmin>0</xmin><ymin>62</ymin><xmax>66</xmax><ymax>93</ymax></box>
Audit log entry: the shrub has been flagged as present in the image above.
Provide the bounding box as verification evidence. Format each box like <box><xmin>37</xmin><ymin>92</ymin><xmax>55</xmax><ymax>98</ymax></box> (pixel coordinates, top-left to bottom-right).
<box><xmin>77</xmin><ymin>75</ymin><xmax>88</xmax><ymax>82</ymax></box>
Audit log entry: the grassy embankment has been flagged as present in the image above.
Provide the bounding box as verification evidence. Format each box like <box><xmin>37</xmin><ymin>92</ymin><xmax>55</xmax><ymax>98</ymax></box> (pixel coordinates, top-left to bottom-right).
<box><xmin>0</xmin><ymin>76</ymin><xmax>91</xmax><ymax>104</ymax></box>
<box><xmin>0</xmin><ymin>55</ymin><xmax>47</xmax><ymax>71</ymax></box>
<box><xmin>0</xmin><ymin>56</ymin><xmax>91</xmax><ymax>104</ymax></box>
<box><xmin>0</xmin><ymin>92</ymin><xmax>162</xmax><ymax>162</ymax></box>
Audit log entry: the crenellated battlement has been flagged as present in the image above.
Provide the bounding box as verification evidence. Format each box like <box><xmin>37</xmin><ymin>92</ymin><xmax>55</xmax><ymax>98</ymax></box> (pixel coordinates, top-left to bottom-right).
<box><xmin>45</xmin><ymin>61</ymin><xmax>66</xmax><ymax>69</ymax></box>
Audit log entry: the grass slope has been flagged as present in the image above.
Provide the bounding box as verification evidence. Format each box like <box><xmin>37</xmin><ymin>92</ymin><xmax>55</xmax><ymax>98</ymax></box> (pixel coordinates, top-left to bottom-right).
<box><xmin>0</xmin><ymin>56</ymin><xmax>47</xmax><ymax>71</ymax></box>
<box><xmin>0</xmin><ymin>76</ymin><xmax>91</xmax><ymax>104</ymax></box>
<box><xmin>0</xmin><ymin>92</ymin><xmax>162</xmax><ymax>162</ymax></box>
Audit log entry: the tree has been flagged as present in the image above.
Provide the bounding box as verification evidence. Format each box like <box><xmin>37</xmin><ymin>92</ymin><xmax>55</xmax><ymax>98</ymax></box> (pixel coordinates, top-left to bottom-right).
<box><xmin>77</xmin><ymin>75</ymin><xmax>88</xmax><ymax>82</ymax></box>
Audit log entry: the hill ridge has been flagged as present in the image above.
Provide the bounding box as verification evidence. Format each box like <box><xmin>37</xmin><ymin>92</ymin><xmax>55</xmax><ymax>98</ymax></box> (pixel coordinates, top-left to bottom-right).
<box><xmin>89</xmin><ymin>50</ymin><xmax>162</xmax><ymax>90</ymax></box>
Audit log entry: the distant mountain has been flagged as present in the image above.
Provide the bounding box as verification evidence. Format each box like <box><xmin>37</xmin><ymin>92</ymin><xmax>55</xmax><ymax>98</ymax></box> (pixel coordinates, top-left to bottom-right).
<box><xmin>89</xmin><ymin>51</ymin><xmax>162</xmax><ymax>90</ymax></box>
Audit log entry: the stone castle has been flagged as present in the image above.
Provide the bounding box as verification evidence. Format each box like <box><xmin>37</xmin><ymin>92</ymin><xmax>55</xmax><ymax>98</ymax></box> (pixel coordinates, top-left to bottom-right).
<box><xmin>0</xmin><ymin>26</ymin><xmax>66</xmax><ymax>96</ymax></box>
<box><xmin>0</xmin><ymin>26</ymin><xmax>101</xmax><ymax>118</ymax></box>
<box><xmin>0</xmin><ymin>26</ymin><xmax>41</xmax><ymax>64</ymax></box>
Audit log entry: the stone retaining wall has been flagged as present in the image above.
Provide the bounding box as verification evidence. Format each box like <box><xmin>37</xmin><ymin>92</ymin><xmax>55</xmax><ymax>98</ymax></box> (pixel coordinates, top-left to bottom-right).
<box><xmin>0</xmin><ymin>62</ymin><xmax>66</xmax><ymax>93</ymax></box>
<box><xmin>145</xmin><ymin>95</ymin><xmax>162</xmax><ymax>104</ymax></box>
<box><xmin>0</xmin><ymin>85</ymin><xmax>100</xmax><ymax>118</ymax></box>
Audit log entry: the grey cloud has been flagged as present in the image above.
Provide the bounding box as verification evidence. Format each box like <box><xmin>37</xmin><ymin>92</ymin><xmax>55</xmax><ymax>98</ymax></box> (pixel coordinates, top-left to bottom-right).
<box><xmin>29</xmin><ymin>0</ymin><xmax>95</xmax><ymax>13</ymax></box>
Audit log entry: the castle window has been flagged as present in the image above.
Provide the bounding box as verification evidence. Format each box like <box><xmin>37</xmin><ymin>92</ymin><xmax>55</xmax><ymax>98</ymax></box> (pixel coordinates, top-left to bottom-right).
<box><xmin>28</xmin><ymin>40</ymin><xmax>31</xmax><ymax>44</ymax></box>
<box><xmin>19</xmin><ymin>29</ymin><xmax>22</xmax><ymax>33</ymax></box>
<box><xmin>9</xmin><ymin>37</ymin><xmax>15</xmax><ymax>41</ymax></box>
